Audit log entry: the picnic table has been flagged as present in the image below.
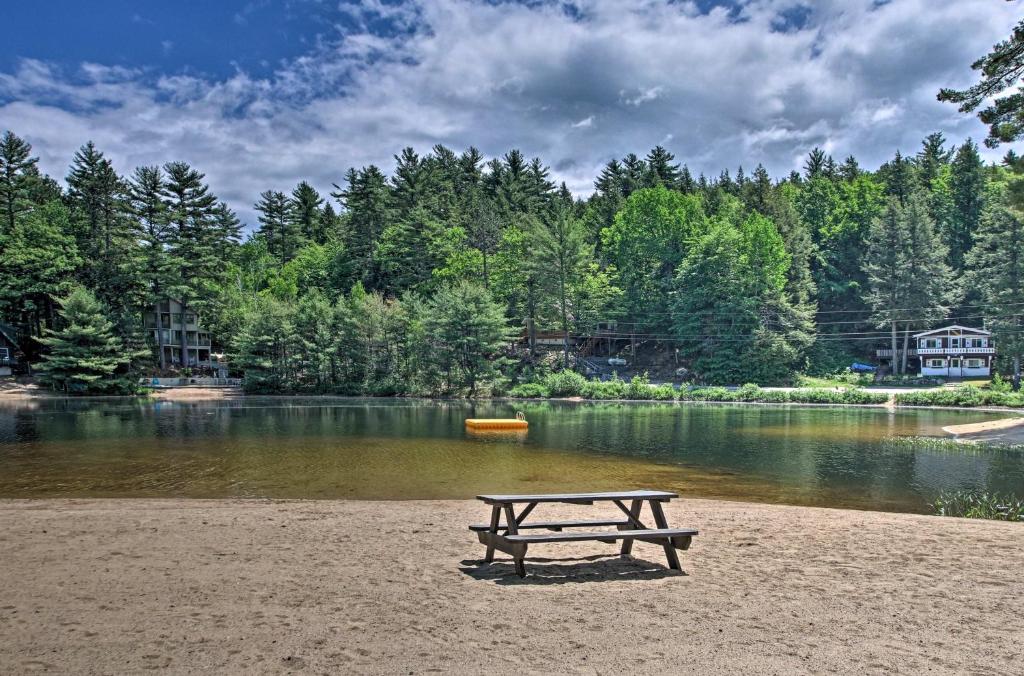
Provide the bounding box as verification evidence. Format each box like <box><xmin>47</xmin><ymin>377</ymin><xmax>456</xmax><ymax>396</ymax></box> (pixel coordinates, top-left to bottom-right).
<box><xmin>470</xmin><ymin>490</ymin><xmax>698</xmax><ymax>578</ymax></box>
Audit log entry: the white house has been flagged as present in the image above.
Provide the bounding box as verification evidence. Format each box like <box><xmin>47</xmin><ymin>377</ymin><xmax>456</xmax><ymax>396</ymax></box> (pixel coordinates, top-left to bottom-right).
<box><xmin>877</xmin><ymin>325</ymin><xmax>995</xmax><ymax>377</ymax></box>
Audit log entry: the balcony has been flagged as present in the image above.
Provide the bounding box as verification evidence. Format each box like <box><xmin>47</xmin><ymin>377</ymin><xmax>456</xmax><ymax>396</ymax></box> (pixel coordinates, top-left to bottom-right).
<box><xmin>917</xmin><ymin>347</ymin><xmax>994</xmax><ymax>355</ymax></box>
<box><xmin>876</xmin><ymin>348</ymin><xmax>918</xmax><ymax>358</ymax></box>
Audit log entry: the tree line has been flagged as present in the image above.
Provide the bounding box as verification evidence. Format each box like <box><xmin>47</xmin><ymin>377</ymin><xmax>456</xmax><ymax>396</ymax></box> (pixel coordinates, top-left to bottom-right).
<box><xmin>1</xmin><ymin>126</ymin><xmax>1021</xmax><ymax>394</ymax></box>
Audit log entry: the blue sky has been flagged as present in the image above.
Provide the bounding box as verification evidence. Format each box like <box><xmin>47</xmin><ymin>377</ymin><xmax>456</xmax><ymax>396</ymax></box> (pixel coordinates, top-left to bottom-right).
<box><xmin>0</xmin><ymin>1</ymin><xmax>1019</xmax><ymax>226</ymax></box>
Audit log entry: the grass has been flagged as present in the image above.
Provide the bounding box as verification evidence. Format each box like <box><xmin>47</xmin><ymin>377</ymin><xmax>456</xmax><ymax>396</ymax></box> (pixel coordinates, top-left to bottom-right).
<box><xmin>930</xmin><ymin>490</ymin><xmax>1024</xmax><ymax>521</ymax></box>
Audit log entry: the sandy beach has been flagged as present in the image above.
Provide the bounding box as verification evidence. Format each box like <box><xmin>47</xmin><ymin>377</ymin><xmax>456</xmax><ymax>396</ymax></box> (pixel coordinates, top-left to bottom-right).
<box><xmin>1</xmin><ymin>498</ymin><xmax>1021</xmax><ymax>674</ymax></box>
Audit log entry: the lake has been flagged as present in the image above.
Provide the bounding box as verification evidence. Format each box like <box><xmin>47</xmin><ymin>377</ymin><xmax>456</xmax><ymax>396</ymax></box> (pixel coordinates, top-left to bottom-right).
<box><xmin>1</xmin><ymin>397</ymin><xmax>1022</xmax><ymax>513</ymax></box>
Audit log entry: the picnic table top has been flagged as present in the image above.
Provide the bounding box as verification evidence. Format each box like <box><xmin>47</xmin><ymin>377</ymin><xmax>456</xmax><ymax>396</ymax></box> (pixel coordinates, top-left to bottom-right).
<box><xmin>475</xmin><ymin>490</ymin><xmax>678</xmax><ymax>504</ymax></box>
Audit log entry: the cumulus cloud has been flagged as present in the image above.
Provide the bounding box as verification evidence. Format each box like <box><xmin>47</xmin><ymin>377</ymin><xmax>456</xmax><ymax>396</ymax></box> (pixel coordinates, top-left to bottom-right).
<box><xmin>0</xmin><ymin>0</ymin><xmax>1019</xmax><ymax>226</ymax></box>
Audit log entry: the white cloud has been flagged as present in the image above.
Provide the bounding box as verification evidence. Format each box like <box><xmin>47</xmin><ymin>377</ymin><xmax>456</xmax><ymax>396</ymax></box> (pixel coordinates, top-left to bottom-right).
<box><xmin>0</xmin><ymin>0</ymin><xmax>1019</xmax><ymax>227</ymax></box>
<box><xmin>622</xmin><ymin>86</ymin><xmax>664</xmax><ymax>107</ymax></box>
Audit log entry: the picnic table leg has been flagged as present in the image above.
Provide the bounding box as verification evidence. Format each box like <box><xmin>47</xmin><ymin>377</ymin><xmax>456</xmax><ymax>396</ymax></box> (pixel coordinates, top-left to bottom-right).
<box><xmin>648</xmin><ymin>500</ymin><xmax>681</xmax><ymax>571</ymax></box>
<box><xmin>502</xmin><ymin>503</ymin><xmax>528</xmax><ymax>578</ymax></box>
<box><xmin>619</xmin><ymin>499</ymin><xmax>643</xmax><ymax>557</ymax></box>
<box><xmin>484</xmin><ymin>504</ymin><xmax>501</xmax><ymax>563</ymax></box>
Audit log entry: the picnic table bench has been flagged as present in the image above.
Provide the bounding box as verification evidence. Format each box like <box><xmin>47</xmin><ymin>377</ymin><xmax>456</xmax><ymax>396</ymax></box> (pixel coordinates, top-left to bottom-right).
<box><xmin>470</xmin><ymin>490</ymin><xmax>698</xmax><ymax>577</ymax></box>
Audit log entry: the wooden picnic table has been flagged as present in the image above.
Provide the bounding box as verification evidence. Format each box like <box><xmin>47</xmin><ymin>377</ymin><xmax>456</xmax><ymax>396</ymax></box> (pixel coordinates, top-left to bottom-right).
<box><xmin>470</xmin><ymin>489</ymin><xmax>698</xmax><ymax>578</ymax></box>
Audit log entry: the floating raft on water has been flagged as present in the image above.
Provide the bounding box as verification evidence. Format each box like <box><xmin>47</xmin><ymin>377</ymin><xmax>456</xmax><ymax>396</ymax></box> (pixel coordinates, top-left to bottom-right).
<box><xmin>465</xmin><ymin>417</ymin><xmax>528</xmax><ymax>430</ymax></box>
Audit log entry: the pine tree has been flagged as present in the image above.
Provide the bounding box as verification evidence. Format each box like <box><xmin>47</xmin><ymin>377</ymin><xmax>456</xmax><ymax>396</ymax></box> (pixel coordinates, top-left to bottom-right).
<box><xmin>162</xmin><ymin>161</ymin><xmax>224</xmax><ymax>368</ymax></box>
<box><xmin>967</xmin><ymin>180</ymin><xmax>1024</xmax><ymax>388</ymax></box>
<box><xmin>915</xmin><ymin>132</ymin><xmax>952</xmax><ymax>188</ymax></box>
<box><xmin>0</xmin><ymin>130</ymin><xmax>38</xmax><ymax>235</ymax></box>
<box><xmin>128</xmin><ymin>166</ymin><xmax>172</xmax><ymax>370</ymax></box>
<box><xmin>333</xmin><ymin>166</ymin><xmax>391</xmax><ymax>289</ymax></box>
<box><xmin>66</xmin><ymin>141</ymin><xmax>144</xmax><ymax>315</ymax></box>
<box><xmin>529</xmin><ymin>204</ymin><xmax>592</xmax><ymax>367</ymax></box>
<box><xmin>939</xmin><ymin>18</ymin><xmax>1024</xmax><ymax>146</ymax></box>
<box><xmin>644</xmin><ymin>146</ymin><xmax>681</xmax><ymax>188</ymax></box>
<box><xmin>36</xmin><ymin>286</ymin><xmax>144</xmax><ymax>394</ymax></box>
<box><xmin>804</xmin><ymin>148</ymin><xmax>829</xmax><ymax>180</ymax></box>
<box><xmin>839</xmin><ymin>156</ymin><xmax>861</xmax><ymax>181</ymax></box>
<box><xmin>878</xmin><ymin>150</ymin><xmax>914</xmax><ymax>206</ymax></box>
<box><xmin>946</xmin><ymin>139</ymin><xmax>985</xmax><ymax>272</ymax></box>
<box><xmin>289</xmin><ymin>181</ymin><xmax>325</xmax><ymax>243</ymax></box>
<box><xmin>421</xmin><ymin>281</ymin><xmax>511</xmax><ymax>396</ymax></box>
<box><xmin>864</xmin><ymin>193</ymin><xmax>952</xmax><ymax>374</ymax></box>
<box><xmin>0</xmin><ymin>200</ymin><xmax>81</xmax><ymax>351</ymax></box>
<box><xmin>255</xmin><ymin>190</ymin><xmax>296</xmax><ymax>264</ymax></box>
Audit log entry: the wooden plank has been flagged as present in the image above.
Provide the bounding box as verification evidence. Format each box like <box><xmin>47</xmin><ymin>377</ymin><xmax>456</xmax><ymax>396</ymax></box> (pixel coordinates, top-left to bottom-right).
<box><xmin>484</xmin><ymin>503</ymin><xmax>501</xmax><ymax>563</ymax></box>
<box><xmin>476</xmin><ymin>490</ymin><xmax>677</xmax><ymax>504</ymax></box>
<box><xmin>515</xmin><ymin>502</ymin><xmax>537</xmax><ymax>524</ymax></box>
<box><xmin>505</xmin><ymin>528</ymin><xmax>697</xmax><ymax>544</ymax></box>
<box><xmin>469</xmin><ymin>519</ymin><xmax>632</xmax><ymax>532</ymax></box>
<box><xmin>619</xmin><ymin>498</ymin><xmax>643</xmax><ymax>556</ymax></box>
<box><xmin>476</xmin><ymin>531</ymin><xmax>528</xmax><ymax>558</ymax></box>
<box><xmin>649</xmin><ymin>499</ymin><xmax>681</xmax><ymax>570</ymax></box>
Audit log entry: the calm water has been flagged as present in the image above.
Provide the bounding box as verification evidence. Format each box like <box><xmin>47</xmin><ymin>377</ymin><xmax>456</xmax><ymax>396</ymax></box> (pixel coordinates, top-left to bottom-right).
<box><xmin>1</xmin><ymin>397</ymin><xmax>1022</xmax><ymax>513</ymax></box>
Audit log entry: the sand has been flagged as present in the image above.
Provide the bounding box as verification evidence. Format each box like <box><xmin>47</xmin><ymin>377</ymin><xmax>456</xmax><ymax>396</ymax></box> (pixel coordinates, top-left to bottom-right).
<box><xmin>1</xmin><ymin>499</ymin><xmax>1021</xmax><ymax>674</ymax></box>
<box><xmin>944</xmin><ymin>416</ymin><xmax>1024</xmax><ymax>444</ymax></box>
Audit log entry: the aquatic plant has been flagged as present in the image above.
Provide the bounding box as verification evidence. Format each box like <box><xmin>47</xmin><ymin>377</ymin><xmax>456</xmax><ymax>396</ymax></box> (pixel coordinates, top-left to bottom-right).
<box><xmin>930</xmin><ymin>490</ymin><xmax>1024</xmax><ymax>521</ymax></box>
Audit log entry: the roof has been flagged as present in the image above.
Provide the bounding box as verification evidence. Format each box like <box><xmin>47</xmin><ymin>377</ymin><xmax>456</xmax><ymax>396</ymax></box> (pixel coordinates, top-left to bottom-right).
<box><xmin>913</xmin><ymin>324</ymin><xmax>991</xmax><ymax>338</ymax></box>
<box><xmin>0</xmin><ymin>322</ymin><xmax>19</xmax><ymax>349</ymax></box>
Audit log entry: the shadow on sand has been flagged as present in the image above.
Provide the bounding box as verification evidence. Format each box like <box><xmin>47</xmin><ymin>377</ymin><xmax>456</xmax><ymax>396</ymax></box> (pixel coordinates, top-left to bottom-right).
<box><xmin>459</xmin><ymin>554</ymin><xmax>685</xmax><ymax>585</ymax></box>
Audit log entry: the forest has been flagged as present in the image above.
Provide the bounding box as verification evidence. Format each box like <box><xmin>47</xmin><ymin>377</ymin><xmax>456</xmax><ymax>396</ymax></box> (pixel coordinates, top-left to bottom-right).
<box><xmin>0</xmin><ymin>126</ymin><xmax>1022</xmax><ymax>395</ymax></box>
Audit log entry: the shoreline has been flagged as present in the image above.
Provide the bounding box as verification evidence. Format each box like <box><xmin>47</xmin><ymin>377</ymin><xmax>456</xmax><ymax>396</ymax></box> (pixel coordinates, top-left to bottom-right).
<box><xmin>1</xmin><ymin>497</ymin><xmax>1020</xmax><ymax>674</ymax></box>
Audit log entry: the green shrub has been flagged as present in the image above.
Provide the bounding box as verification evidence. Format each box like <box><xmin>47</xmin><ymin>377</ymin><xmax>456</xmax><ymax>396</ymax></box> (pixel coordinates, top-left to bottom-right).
<box><xmin>787</xmin><ymin>388</ymin><xmax>888</xmax><ymax>405</ymax></box>
<box><xmin>624</xmin><ymin>373</ymin><xmax>653</xmax><ymax>399</ymax></box>
<box><xmin>895</xmin><ymin>386</ymin><xmax>1024</xmax><ymax>408</ymax></box>
<box><xmin>508</xmin><ymin>382</ymin><xmax>549</xmax><ymax>398</ymax></box>
<box><xmin>583</xmin><ymin>375</ymin><xmax>628</xmax><ymax>399</ymax></box>
<box><xmin>734</xmin><ymin>383</ymin><xmax>762</xmax><ymax>401</ymax></box>
<box><xmin>680</xmin><ymin>386</ymin><xmax>735</xmax><ymax>402</ymax></box>
<box><xmin>650</xmin><ymin>383</ymin><xmax>677</xmax><ymax>401</ymax></box>
<box><xmin>990</xmin><ymin>373</ymin><xmax>1011</xmax><ymax>393</ymax></box>
<box><xmin>931</xmin><ymin>490</ymin><xmax>1024</xmax><ymax>521</ymax></box>
<box><xmin>542</xmin><ymin>369</ymin><xmax>588</xmax><ymax>397</ymax></box>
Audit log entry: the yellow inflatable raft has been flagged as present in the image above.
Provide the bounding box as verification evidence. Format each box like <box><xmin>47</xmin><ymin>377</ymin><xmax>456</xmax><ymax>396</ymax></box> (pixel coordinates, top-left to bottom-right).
<box><xmin>465</xmin><ymin>413</ymin><xmax>528</xmax><ymax>430</ymax></box>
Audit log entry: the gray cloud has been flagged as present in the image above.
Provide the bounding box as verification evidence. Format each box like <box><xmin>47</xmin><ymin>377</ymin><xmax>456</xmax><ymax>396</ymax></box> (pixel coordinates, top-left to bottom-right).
<box><xmin>0</xmin><ymin>0</ymin><xmax>1018</xmax><ymax>227</ymax></box>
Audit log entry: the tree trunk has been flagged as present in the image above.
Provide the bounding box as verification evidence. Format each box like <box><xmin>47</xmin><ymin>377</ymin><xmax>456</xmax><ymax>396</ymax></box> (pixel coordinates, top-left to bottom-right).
<box><xmin>559</xmin><ymin>275</ymin><xmax>570</xmax><ymax>369</ymax></box>
<box><xmin>1014</xmin><ymin>356</ymin><xmax>1021</xmax><ymax>392</ymax></box>
<box><xmin>155</xmin><ymin>301</ymin><xmax>166</xmax><ymax>371</ymax></box>
<box><xmin>179</xmin><ymin>301</ymin><xmax>189</xmax><ymax>370</ymax></box>
<box><xmin>901</xmin><ymin>322</ymin><xmax>911</xmax><ymax>376</ymax></box>
<box><xmin>482</xmin><ymin>251</ymin><xmax>489</xmax><ymax>291</ymax></box>
<box><xmin>890</xmin><ymin>321</ymin><xmax>899</xmax><ymax>376</ymax></box>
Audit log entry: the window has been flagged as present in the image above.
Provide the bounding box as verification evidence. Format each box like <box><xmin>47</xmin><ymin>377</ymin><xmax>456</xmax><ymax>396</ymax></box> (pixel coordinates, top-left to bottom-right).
<box><xmin>927</xmin><ymin>359</ymin><xmax>946</xmax><ymax>368</ymax></box>
<box><xmin>185</xmin><ymin>314</ymin><xmax>195</xmax><ymax>324</ymax></box>
<box><xmin>966</xmin><ymin>359</ymin><xmax>983</xmax><ymax>368</ymax></box>
<box><xmin>0</xmin><ymin>347</ymin><xmax>9</xmax><ymax>361</ymax></box>
<box><xmin>950</xmin><ymin>338</ymin><xmax>960</xmax><ymax>348</ymax></box>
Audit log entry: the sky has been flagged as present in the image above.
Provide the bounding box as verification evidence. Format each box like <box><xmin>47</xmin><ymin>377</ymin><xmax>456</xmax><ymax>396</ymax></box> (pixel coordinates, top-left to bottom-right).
<box><xmin>0</xmin><ymin>0</ymin><xmax>1019</xmax><ymax>227</ymax></box>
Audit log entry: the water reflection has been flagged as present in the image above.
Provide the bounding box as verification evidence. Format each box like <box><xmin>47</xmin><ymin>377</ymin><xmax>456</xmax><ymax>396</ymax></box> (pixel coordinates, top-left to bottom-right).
<box><xmin>0</xmin><ymin>397</ymin><xmax>1022</xmax><ymax>512</ymax></box>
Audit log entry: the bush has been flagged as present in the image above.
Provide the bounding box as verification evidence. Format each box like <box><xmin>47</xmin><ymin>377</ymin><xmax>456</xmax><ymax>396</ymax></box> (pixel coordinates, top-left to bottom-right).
<box><xmin>508</xmin><ymin>382</ymin><xmax>549</xmax><ymax>398</ymax></box>
<box><xmin>582</xmin><ymin>375</ymin><xmax>628</xmax><ymax>400</ymax></box>
<box><xmin>990</xmin><ymin>373</ymin><xmax>1011</xmax><ymax>393</ymax></box>
<box><xmin>542</xmin><ymin>369</ymin><xmax>588</xmax><ymax>397</ymax></box>
<box><xmin>931</xmin><ymin>490</ymin><xmax>1024</xmax><ymax>521</ymax></box>
<box><xmin>895</xmin><ymin>386</ymin><xmax>1024</xmax><ymax>408</ymax></box>
<box><xmin>624</xmin><ymin>373</ymin><xmax>653</xmax><ymax>399</ymax></box>
<box><xmin>789</xmin><ymin>388</ymin><xmax>889</xmax><ymax>405</ymax></box>
<box><xmin>679</xmin><ymin>386</ymin><xmax>735</xmax><ymax>402</ymax></box>
<box><xmin>650</xmin><ymin>383</ymin><xmax>677</xmax><ymax>401</ymax></box>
